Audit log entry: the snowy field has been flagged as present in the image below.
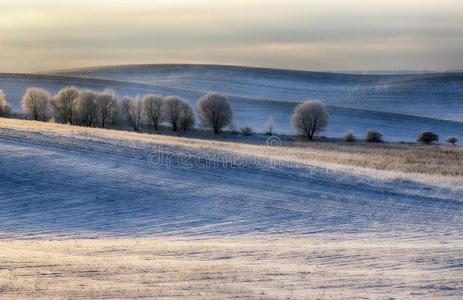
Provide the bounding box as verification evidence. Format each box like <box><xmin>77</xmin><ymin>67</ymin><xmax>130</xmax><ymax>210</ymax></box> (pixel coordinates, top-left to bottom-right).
<box><xmin>1</xmin><ymin>64</ymin><xmax>463</xmax><ymax>298</ymax></box>
<box><xmin>0</xmin><ymin>119</ymin><xmax>462</xmax><ymax>238</ymax></box>
<box><xmin>1</xmin><ymin>64</ymin><xmax>462</xmax><ymax>141</ymax></box>
<box><xmin>0</xmin><ymin>119</ymin><xmax>462</xmax><ymax>298</ymax></box>
<box><xmin>1</xmin><ymin>235</ymin><xmax>462</xmax><ymax>299</ymax></box>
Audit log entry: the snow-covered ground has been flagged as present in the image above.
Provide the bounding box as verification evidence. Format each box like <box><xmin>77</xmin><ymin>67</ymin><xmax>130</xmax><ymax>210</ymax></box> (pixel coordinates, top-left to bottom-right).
<box><xmin>0</xmin><ymin>119</ymin><xmax>461</xmax><ymax>238</ymax></box>
<box><xmin>1</xmin><ymin>119</ymin><xmax>462</xmax><ymax>298</ymax></box>
<box><xmin>1</xmin><ymin>235</ymin><xmax>462</xmax><ymax>299</ymax></box>
<box><xmin>2</xmin><ymin>68</ymin><xmax>462</xmax><ymax>142</ymax></box>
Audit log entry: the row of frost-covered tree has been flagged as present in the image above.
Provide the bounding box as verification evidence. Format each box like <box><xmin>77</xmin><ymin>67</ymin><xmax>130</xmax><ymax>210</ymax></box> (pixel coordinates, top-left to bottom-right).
<box><xmin>0</xmin><ymin>87</ymin><xmax>235</xmax><ymax>134</ymax></box>
<box><xmin>0</xmin><ymin>87</ymin><xmax>458</xmax><ymax>145</ymax></box>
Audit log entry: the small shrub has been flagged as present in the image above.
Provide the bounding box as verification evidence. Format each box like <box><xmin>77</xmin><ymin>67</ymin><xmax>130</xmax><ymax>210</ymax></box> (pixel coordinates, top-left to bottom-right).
<box><xmin>344</xmin><ymin>131</ymin><xmax>356</xmax><ymax>142</ymax></box>
<box><xmin>365</xmin><ymin>130</ymin><xmax>383</xmax><ymax>143</ymax></box>
<box><xmin>240</xmin><ymin>126</ymin><xmax>254</xmax><ymax>136</ymax></box>
<box><xmin>446</xmin><ymin>136</ymin><xmax>458</xmax><ymax>146</ymax></box>
<box><xmin>417</xmin><ymin>131</ymin><xmax>439</xmax><ymax>144</ymax></box>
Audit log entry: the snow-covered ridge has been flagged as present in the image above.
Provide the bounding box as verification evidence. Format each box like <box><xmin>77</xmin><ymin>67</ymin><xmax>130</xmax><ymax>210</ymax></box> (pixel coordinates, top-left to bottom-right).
<box><xmin>46</xmin><ymin>64</ymin><xmax>463</xmax><ymax>121</ymax></box>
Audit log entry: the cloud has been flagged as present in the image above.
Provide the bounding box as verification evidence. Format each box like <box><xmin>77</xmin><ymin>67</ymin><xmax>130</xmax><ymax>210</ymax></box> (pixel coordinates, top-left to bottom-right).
<box><xmin>0</xmin><ymin>0</ymin><xmax>462</xmax><ymax>72</ymax></box>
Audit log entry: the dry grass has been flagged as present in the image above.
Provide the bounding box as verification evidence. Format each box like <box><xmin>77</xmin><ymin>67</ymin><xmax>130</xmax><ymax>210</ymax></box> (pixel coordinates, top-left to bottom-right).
<box><xmin>0</xmin><ymin>235</ymin><xmax>462</xmax><ymax>299</ymax></box>
<box><xmin>287</xmin><ymin>141</ymin><xmax>463</xmax><ymax>177</ymax></box>
<box><xmin>1</xmin><ymin>118</ymin><xmax>462</xmax><ymax>188</ymax></box>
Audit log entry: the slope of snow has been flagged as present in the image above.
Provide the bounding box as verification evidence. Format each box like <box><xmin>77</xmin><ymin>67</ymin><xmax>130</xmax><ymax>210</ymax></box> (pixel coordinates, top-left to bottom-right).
<box><xmin>49</xmin><ymin>64</ymin><xmax>463</xmax><ymax>122</ymax></box>
<box><xmin>1</xmin><ymin>73</ymin><xmax>462</xmax><ymax>142</ymax></box>
<box><xmin>0</xmin><ymin>121</ymin><xmax>461</xmax><ymax>238</ymax></box>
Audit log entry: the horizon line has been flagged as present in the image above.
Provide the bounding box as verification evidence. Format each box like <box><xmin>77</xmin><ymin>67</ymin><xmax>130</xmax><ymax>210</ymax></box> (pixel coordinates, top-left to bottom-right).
<box><xmin>31</xmin><ymin>63</ymin><xmax>463</xmax><ymax>77</ymax></box>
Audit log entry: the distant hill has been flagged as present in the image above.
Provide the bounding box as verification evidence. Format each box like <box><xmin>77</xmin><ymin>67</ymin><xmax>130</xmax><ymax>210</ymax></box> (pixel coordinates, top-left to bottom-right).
<box><xmin>47</xmin><ymin>64</ymin><xmax>463</xmax><ymax>123</ymax></box>
<box><xmin>1</xmin><ymin>64</ymin><xmax>462</xmax><ymax>141</ymax></box>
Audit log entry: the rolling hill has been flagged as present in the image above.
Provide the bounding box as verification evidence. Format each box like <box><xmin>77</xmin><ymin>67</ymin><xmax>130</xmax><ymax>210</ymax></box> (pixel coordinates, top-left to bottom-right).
<box><xmin>1</xmin><ymin>118</ymin><xmax>462</xmax><ymax>298</ymax></box>
<box><xmin>2</xmin><ymin>64</ymin><xmax>463</xmax><ymax>142</ymax></box>
<box><xmin>48</xmin><ymin>64</ymin><xmax>463</xmax><ymax>122</ymax></box>
<box><xmin>0</xmin><ymin>119</ymin><xmax>462</xmax><ymax>238</ymax></box>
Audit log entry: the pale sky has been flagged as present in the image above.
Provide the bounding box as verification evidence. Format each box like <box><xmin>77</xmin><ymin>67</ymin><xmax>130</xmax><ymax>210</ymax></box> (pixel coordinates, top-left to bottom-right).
<box><xmin>1</xmin><ymin>0</ymin><xmax>462</xmax><ymax>73</ymax></box>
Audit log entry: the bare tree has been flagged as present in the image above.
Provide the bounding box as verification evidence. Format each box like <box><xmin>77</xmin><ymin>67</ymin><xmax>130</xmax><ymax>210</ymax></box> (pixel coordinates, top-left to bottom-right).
<box><xmin>50</xmin><ymin>87</ymin><xmax>80</xmax><ymax>124</ymax></box>
<box><xmin>76</xmin><ymin>90</ymin><xmax>99</xmax><ymax>127</ymax></box>
<box><xmin>163</xmin><ymin>96</ymin><xmax>195</xmax><ymax>132</ymax></box>
<box><xmin>21</xmin><ymin>87</ymin><xmax>51</xmax><ymax>121</ymax></box>
<box><xmin>121</xmin><ymin>96</ymin><xmax>143</xmax><ymax>131</ymax></box>
<box><xmin>292</xmin><ymin>101</ymin><xmax>328</xmax><ymax>140</ymax></box>
<box><xmin>96</xmin><ymin>89</ymin><xmax>118</xmax><ymax>128</ymax></box>
<box><xmin>197</xmin><ymin>93</ymin><xmax>233</xmax><ymax>134</ymax></box>
<box><xmin>143</xmin><ymin>94</ymin><xmax>163</xmax><ymax>130</ymax></box>
<box><xmin>0</xmin><ymin>90</ymin><xmax>11</xmax><ymax>117</ymax></box>
<box><xmin>179</xmin><ymin>101</ymin><xmax>195</xmax><ymax>132</ymax></box>
<box><xmin>265</xmin><ymin>117</ymin><xmax>275</xmax><ymax>135</ymax></box>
